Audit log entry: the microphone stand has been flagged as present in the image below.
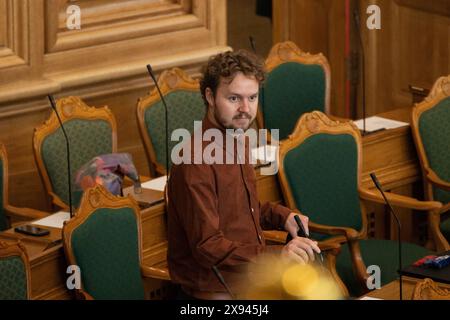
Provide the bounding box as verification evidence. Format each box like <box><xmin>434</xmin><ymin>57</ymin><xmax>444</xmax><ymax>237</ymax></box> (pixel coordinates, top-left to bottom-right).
<box><xmin>370</xmin><ymin>173</ymin><xmax>402</xmax><ymax>300</ymax></box>
<box><xmin>248</xmin><ymin>35</ymin><xmax>268</xmax><ymax>165</ymax></box>
<box><xmin>146</xmin><ymin>64</ymin><xmax>170</xmax><ymax>177</ymax></box>
<box><xmin>48</xmin><ymin>95</ymin><xmax>74</xmax><ymax>218</ymax></box>
<box><xmin>212</xmin><ymin>265</ymin><xmax>235</xmax><ymax>299</ymax></box>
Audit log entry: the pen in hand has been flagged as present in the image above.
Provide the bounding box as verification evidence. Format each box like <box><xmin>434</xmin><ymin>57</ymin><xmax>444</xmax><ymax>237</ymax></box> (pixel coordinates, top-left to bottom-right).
<box><xmin>294</xmin><ymin>215</ymin><xmax>324</xmax><ymax>264</ymax></box>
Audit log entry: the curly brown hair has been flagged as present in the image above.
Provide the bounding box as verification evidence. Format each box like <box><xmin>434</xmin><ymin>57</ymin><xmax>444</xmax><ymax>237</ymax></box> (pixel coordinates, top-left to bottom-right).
<box><xmin>200</xmin><ymin>50</ymin><xmax>265</xmax><ymax>107</ymax></box>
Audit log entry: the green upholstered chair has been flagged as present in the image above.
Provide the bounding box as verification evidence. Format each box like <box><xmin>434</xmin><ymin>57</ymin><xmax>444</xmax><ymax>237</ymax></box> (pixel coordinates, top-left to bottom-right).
<box><xmin>411</xmin><ymin>75</ymin><xmax>450</xmax><ymax>252</ymax></box>
<box><xmin>0</xmin><ymin>241</ymin><xmax>31</xmax><ymax>300</ymax></box>
<box><xmin>277</xmin><ymin>111</ymin><xmax>444</xmax><ymax>297</ymax></box>
<box><xmin>33</xmin><ymin>96</ymin><xmax>117</xmax><ymax>211</ymax></box>
<box><xmin>62</xmin><ymin>185</ymin><xmax>169</xmax><ymax>300</ymax></box>
<box><xmin>257</xmin><ymin>41</ymin><xmax>331</xmax><ymax>141</ymax></box>
<box><xmin>137</xmin><ymin>68</ymin><xmax>205</xmax><ymax>176</ymax></box>
<box><xmin>0</xmin><ymin>144</ymin><xmax>48</xmax><ymax>231</ymax></box>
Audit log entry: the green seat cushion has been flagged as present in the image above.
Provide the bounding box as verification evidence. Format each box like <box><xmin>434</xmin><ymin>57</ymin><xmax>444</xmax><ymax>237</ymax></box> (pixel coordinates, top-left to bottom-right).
<box><xmin>336</xmin><ymin>239</ymin><xmax>432</xmax><ymax>297</ymax></box>
<box><xmin>263</xmin><ymin>62</ymin><xmax>326</xmax><ymax>140</ymax></box>
<box><xmin>41</xmin><ymin>119</ymin><xmax>113</xmax><ymax>207</ymax></box>
<box><xmin>418</xmin><ymin>97</ymin><xmax>450</xmax><ymax>204</ymax></box>
<box><xmin>0</xmin><ymin>256</ymin><xmax>27</xmax><ymax>300</ymax></box>
<box><xmin>71</xmin><ymin>207</ymin><xmax>144</xmax><ymax>299</ymax></box>
<box><xmin>144</xmin><ymin>90</ymin><xmax>205</xmax><ymax>170</ymax></box>
<box><xmin>283</xmin><ymin>133</ymin><xmax>362</xmax><ymax>241</ymax></box>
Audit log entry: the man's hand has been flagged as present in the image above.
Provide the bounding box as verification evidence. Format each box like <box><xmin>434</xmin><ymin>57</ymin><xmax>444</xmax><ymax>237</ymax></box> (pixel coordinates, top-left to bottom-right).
<box><xmin>281</xmin><ymin>237</ymin><xmax>321</xmax><ymax>264</ymax></box>
<box><xmin>284</xmin><ymin>212</ymin><xmax>309</xmax><ymax>238</ymax></box>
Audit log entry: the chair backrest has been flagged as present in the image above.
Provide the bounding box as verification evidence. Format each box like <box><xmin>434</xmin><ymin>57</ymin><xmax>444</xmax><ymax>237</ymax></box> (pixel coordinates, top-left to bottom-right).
<box><xmin>62</xmin><ymin>185</ymin><xmax>145</xmax><ymax>299</ymax></box>
<box><xmin>411</xmin><ymin>75</ymin><xmax>450</xmax><ymax>204</ymax></box>
<box><xmin>259</xmin><ymin>41</ymin><xmax>331</xmax><ymax>141</ymax></box>
<box><xmin>0</xmin><ymin>241</ymin><xmax>31</xmax><ymax>300</ymax></box>
<box><xmin>0</xmin><ymin>144</ymin><xmax>7</xmax><ymax>231</ymax></box>
<box><xmin>33</xmin><ymin>96</ymin><xmax>117</xmax><ymax>209</ymax></box>
<box><xmin>278</xmin><ymin>111</ymin><xmax>366</xmax><ymax>241</ymax></box>
<box><xmin>137</xmin><ymin>67</ymin><xmax>205</xmax><ymax>176</ymax></box>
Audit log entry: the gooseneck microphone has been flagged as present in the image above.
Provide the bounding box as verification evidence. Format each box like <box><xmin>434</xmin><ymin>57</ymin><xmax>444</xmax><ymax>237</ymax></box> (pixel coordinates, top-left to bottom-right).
<box><xmin>370</xmin><ymin>172</ymin><xmax>403</xmax><ymax>300</ymax></box>
<box><xmin>353</xmin><ymin>9</ymin><xmax>367</xmax><ymax>136</ymax></box>
<box><xmin>146</xmin><ymin>64</ymin><xmax>170</xmax><ymax>176</ymax></box>
<box><xmin>248</xmin><ymin>36</ymin><xmax>268</xmax><ymax>165</ymax></box>
<box><xmin>212</xmin><ymin>265</ymin><xmax>235</xmax><ymax>299</ymax></box>
<box><xmin>48</xmin><ymin>95</ymin><xmax>74</xmax><ymax>218</ymax></box>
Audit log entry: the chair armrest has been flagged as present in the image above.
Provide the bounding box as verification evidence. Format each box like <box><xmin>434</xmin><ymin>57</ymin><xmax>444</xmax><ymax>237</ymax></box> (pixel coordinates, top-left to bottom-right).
<box><xmin>75</xmin><ymin>290</ymin><xmax>94</xmax><ymax>300</ymax></box>
<box><xmin>141</xmin><ymin>265</ymin><xmax>170</xmax><ymax>281</ymax></box>
<box><xmin>318</xmin><ymin>238</ymin><xmax>342</xmax><ymax>251</ymax></box>
<box><xmin>359</xmin><ymin>187</ymin><xmax>442</xmax><ymax>211</ymax></box>
<box><xmin>4</xmin><ymin>205</ymin><xmax>50</xmax><ymax>220</ymax></box>
<box><xmin>262</xmin><ymin>230</ymin><xmax>287</xmax><ymax>244</ymax></box>
<box><xmin>426</xmin><ymin>170</ymin><xmax>450</xmax><ymax>191</ymax></box>
<box><xmin>309</xmin><ymin>221</ymin><xmax>360</xmax><ymax>240</ymax></box>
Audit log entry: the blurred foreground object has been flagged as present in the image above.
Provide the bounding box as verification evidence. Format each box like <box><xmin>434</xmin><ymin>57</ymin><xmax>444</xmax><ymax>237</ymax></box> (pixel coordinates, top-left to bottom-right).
<box><xmin>240</xmin><ymin>253</ymin><xmax>343</xmax><ymax>300</ymax></box>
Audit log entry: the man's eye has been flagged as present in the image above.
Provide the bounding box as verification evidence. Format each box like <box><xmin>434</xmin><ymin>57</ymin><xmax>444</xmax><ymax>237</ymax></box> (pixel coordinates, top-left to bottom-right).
<box><xmin>249</xmin><ymin>95</ymin><xmax>257</xmax><ymax>102</ymax></box>
<box><xmin>229</xmin><ymin>96</ymin><xmax>239</xmax><ymax>102</ymax></box>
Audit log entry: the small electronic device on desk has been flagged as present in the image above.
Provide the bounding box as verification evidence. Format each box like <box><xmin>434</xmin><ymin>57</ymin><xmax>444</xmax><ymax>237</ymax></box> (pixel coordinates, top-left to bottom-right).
<box><xmin>14</xmin><ymin>225</ymin><xmax>50</xmax><ymax>237</ymax></box>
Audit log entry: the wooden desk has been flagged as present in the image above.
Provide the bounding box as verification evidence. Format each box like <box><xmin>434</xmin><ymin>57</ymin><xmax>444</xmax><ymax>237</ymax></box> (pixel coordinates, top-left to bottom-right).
<box><xmin>0</xmin><ymin>107</ymin><xmax>424</xmax><ymax>299</ymax></box>
<box><xmin>362</xmin><ymin>277</ymin><xmax>450</xmax><ymax>300</ymax></box>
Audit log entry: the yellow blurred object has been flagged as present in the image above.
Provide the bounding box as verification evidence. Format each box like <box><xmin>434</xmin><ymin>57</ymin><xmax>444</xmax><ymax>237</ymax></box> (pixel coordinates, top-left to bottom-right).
<box><xmin>240</xmin><ymin>253</ymin><xmax>343</xmax><ymax>300</ymax></box>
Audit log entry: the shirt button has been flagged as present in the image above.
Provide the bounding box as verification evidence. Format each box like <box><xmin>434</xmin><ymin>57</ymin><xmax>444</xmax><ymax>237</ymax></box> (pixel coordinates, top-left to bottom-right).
<box><xmin>258</xmin><ymin>234</ymin><xmax>262</xmax><ymax>241</ymax></box>
<box><xmin>251</xmin><ymin>208</ymin><xmax>254</xmax><ymax>213</ymax></box>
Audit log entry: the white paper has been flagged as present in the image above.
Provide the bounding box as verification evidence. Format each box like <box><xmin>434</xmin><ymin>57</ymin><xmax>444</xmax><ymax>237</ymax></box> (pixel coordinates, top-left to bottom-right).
<box><xmin>31</xmin><ymin>211</ymin><xmax>70</xmax><ymax>229</ymax></box>
<box><xmin>251</xmin><ymin>145</ymin><xmax>278</xmax><ymax>163</ymax></box>
<box><xmin>353</xmin><ymin>116</ymin><xmax>408</xmax><ymax>133</ymax></box>
<box><xmin>359</xmin><ymin>296</ymin><xmax>383</xmax><ymax>300</ymax></box>
<box><xmin>141</xmin><ymin>175</ymin><xmax>167</xmax><ymax>191</ymax></box>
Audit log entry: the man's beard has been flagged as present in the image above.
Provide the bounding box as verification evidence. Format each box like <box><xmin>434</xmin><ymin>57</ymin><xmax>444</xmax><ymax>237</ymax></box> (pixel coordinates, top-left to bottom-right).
<box><xmin>214</xmin><ymin>109</ymin><xmax>254</xmax><ymax>130</ymax></box>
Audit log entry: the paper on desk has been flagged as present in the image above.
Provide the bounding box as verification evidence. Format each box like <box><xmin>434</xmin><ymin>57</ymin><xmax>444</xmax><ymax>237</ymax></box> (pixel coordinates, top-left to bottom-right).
<box><xmin>251</xmin><ymin>145</ymin><xmax>278</xmax><ymax>163</ymax></box>
<box><xmin>359</xmin><ymin>296</ymin><xmax>383</xmax><ymax>300</ymax></box>
<box><xmin>141</xmin><ymin>175</ymin><xmax>167</xmax><ymax>191</ymax></box>
<box><xmin>31</xmin><ymin>211</ymin><xmax>70</xmax><ymax>229</ymax></box>
<box><xmin>353</xmin><ymin>116</ymin><xmax>408</xmax><ymax>133</ymax></box>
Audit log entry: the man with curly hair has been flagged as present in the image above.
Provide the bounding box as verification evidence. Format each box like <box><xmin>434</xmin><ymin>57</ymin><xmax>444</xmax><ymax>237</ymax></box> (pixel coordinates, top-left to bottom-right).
<box><xmin>167</xmin><ymin>50</ymin><xmax>320</xmax><ymax>300</ymax></box>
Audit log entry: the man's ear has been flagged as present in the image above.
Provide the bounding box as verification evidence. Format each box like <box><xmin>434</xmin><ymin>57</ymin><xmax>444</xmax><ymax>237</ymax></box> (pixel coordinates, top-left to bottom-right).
<box><xmin>205</xmin><ymin>88</ymin><xmax>214</xmax><ymax>109</ymax></box>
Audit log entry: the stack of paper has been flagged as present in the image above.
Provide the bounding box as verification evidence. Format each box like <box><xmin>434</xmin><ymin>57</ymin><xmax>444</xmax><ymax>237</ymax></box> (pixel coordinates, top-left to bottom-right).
<box><xmin>353</xmin><ymin>116</ymin><xmax>409</xmax><ymax>133</ymax></box>
<box><xmin>31</xmin><ymin>211</ymin><xmax>70</xmax><ymax>229</ymax></box>
<box><xmin>141</xmin><ymin>175</ymin><xmax>167</xmax><ymax>191</ymax></box>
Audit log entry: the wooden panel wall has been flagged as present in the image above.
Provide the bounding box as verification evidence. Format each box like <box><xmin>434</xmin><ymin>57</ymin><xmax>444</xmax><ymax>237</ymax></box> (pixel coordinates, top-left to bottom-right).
<box><xmin>272</xmin><ymin>0</ymin><xmax>450</xmax><ymax>117</ymax></box>
<box><xmin>0</xmin><ymin>0</ymin><xmax>229</xmax><ymax>211</ymax></box>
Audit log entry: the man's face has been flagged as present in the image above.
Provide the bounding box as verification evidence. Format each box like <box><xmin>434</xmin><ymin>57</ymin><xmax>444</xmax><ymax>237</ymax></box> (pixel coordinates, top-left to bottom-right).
<box><xmin>206</xmin><ymin>72</ymin><xmax>259</xmax><ymax>131</ymax></box>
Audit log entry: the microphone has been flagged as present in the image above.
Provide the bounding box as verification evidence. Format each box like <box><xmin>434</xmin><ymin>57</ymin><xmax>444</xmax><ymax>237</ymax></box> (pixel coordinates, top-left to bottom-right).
<box><xmin>353</xmin><ymin>9</ymin><xmax>367</xmax><ymax>136</ymax></box>
<box><xmin>212</xmin><ymin>265</ymin><xmax>235</xmax><ymax>299</ymax></box>
<box><xmin>48</xmin><ymin>95</ymin><xmax>74</xmax><ymax>218</ymax></box>
<box><xmin>248</xmin><ymin>36</ymin><xmax>268</xmax><ymax>165</ymax></box>
<box><xmin>146</xmin><ymin>64</ymin><xmax>170</xmax><ymax>177</ymax></box>
<box><xmin>370</xmin><ymin>173</ymin><xmax>403</xmax><ymax>300</ymax></box>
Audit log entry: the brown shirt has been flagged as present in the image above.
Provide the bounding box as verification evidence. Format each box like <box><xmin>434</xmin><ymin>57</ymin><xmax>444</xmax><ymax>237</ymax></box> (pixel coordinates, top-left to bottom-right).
<box><xmin>167</xmin><ymin>117</ymin><xmax>291</xmax><ymax>293</ymax></box>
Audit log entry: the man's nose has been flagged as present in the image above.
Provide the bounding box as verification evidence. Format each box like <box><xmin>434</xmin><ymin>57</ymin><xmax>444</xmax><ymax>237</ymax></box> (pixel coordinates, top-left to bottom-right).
<box><xmin>238</xmin><ymin>99</ymin><xmax>250</xmax><ymax>113</ymax></box>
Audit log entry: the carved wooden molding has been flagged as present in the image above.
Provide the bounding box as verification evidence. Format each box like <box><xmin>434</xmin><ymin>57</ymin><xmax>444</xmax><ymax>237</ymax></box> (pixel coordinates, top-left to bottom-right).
<box><xmin>45</xmin><ymin>0</ymin><xmax>203</xmax><ymax>53</ymax></box>
<box><xmin>32</xmin><ymin>96</ymin><xmax>118</xmax><ymax>209</ymax></box>
<box><xmin>412</xmin><ymin>278</ymin><xmax>450</xmax><ymax>300</ymax></box>
<box><xmin>0</xmin><ymin>0</ymin><xmax>30</xmax><ymax>68</ymax></box>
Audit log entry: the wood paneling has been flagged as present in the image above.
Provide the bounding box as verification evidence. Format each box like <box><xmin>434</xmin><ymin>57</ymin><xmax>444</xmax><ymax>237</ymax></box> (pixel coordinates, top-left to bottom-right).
<box><xmin>0</xmin><ymin>0</ymin><xmax>229</xmax><ymax>211</ymax></box>
<box><xmin>273</xmin><ymin>0</ymin><xmax>450</xmax><ymax>117</ymax></box>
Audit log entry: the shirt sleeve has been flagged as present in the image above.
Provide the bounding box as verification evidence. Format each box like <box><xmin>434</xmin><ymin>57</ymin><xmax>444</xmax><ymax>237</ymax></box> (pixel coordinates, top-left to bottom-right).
<box><xmin>259</xmin><ymin>201</ymin><xmax>292</xmax><ymax>231</ymax></box>
<box><xmin>170</xmin><ymin>164</ymin><xmax>264</xmax><ymax>270</ymax></box>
